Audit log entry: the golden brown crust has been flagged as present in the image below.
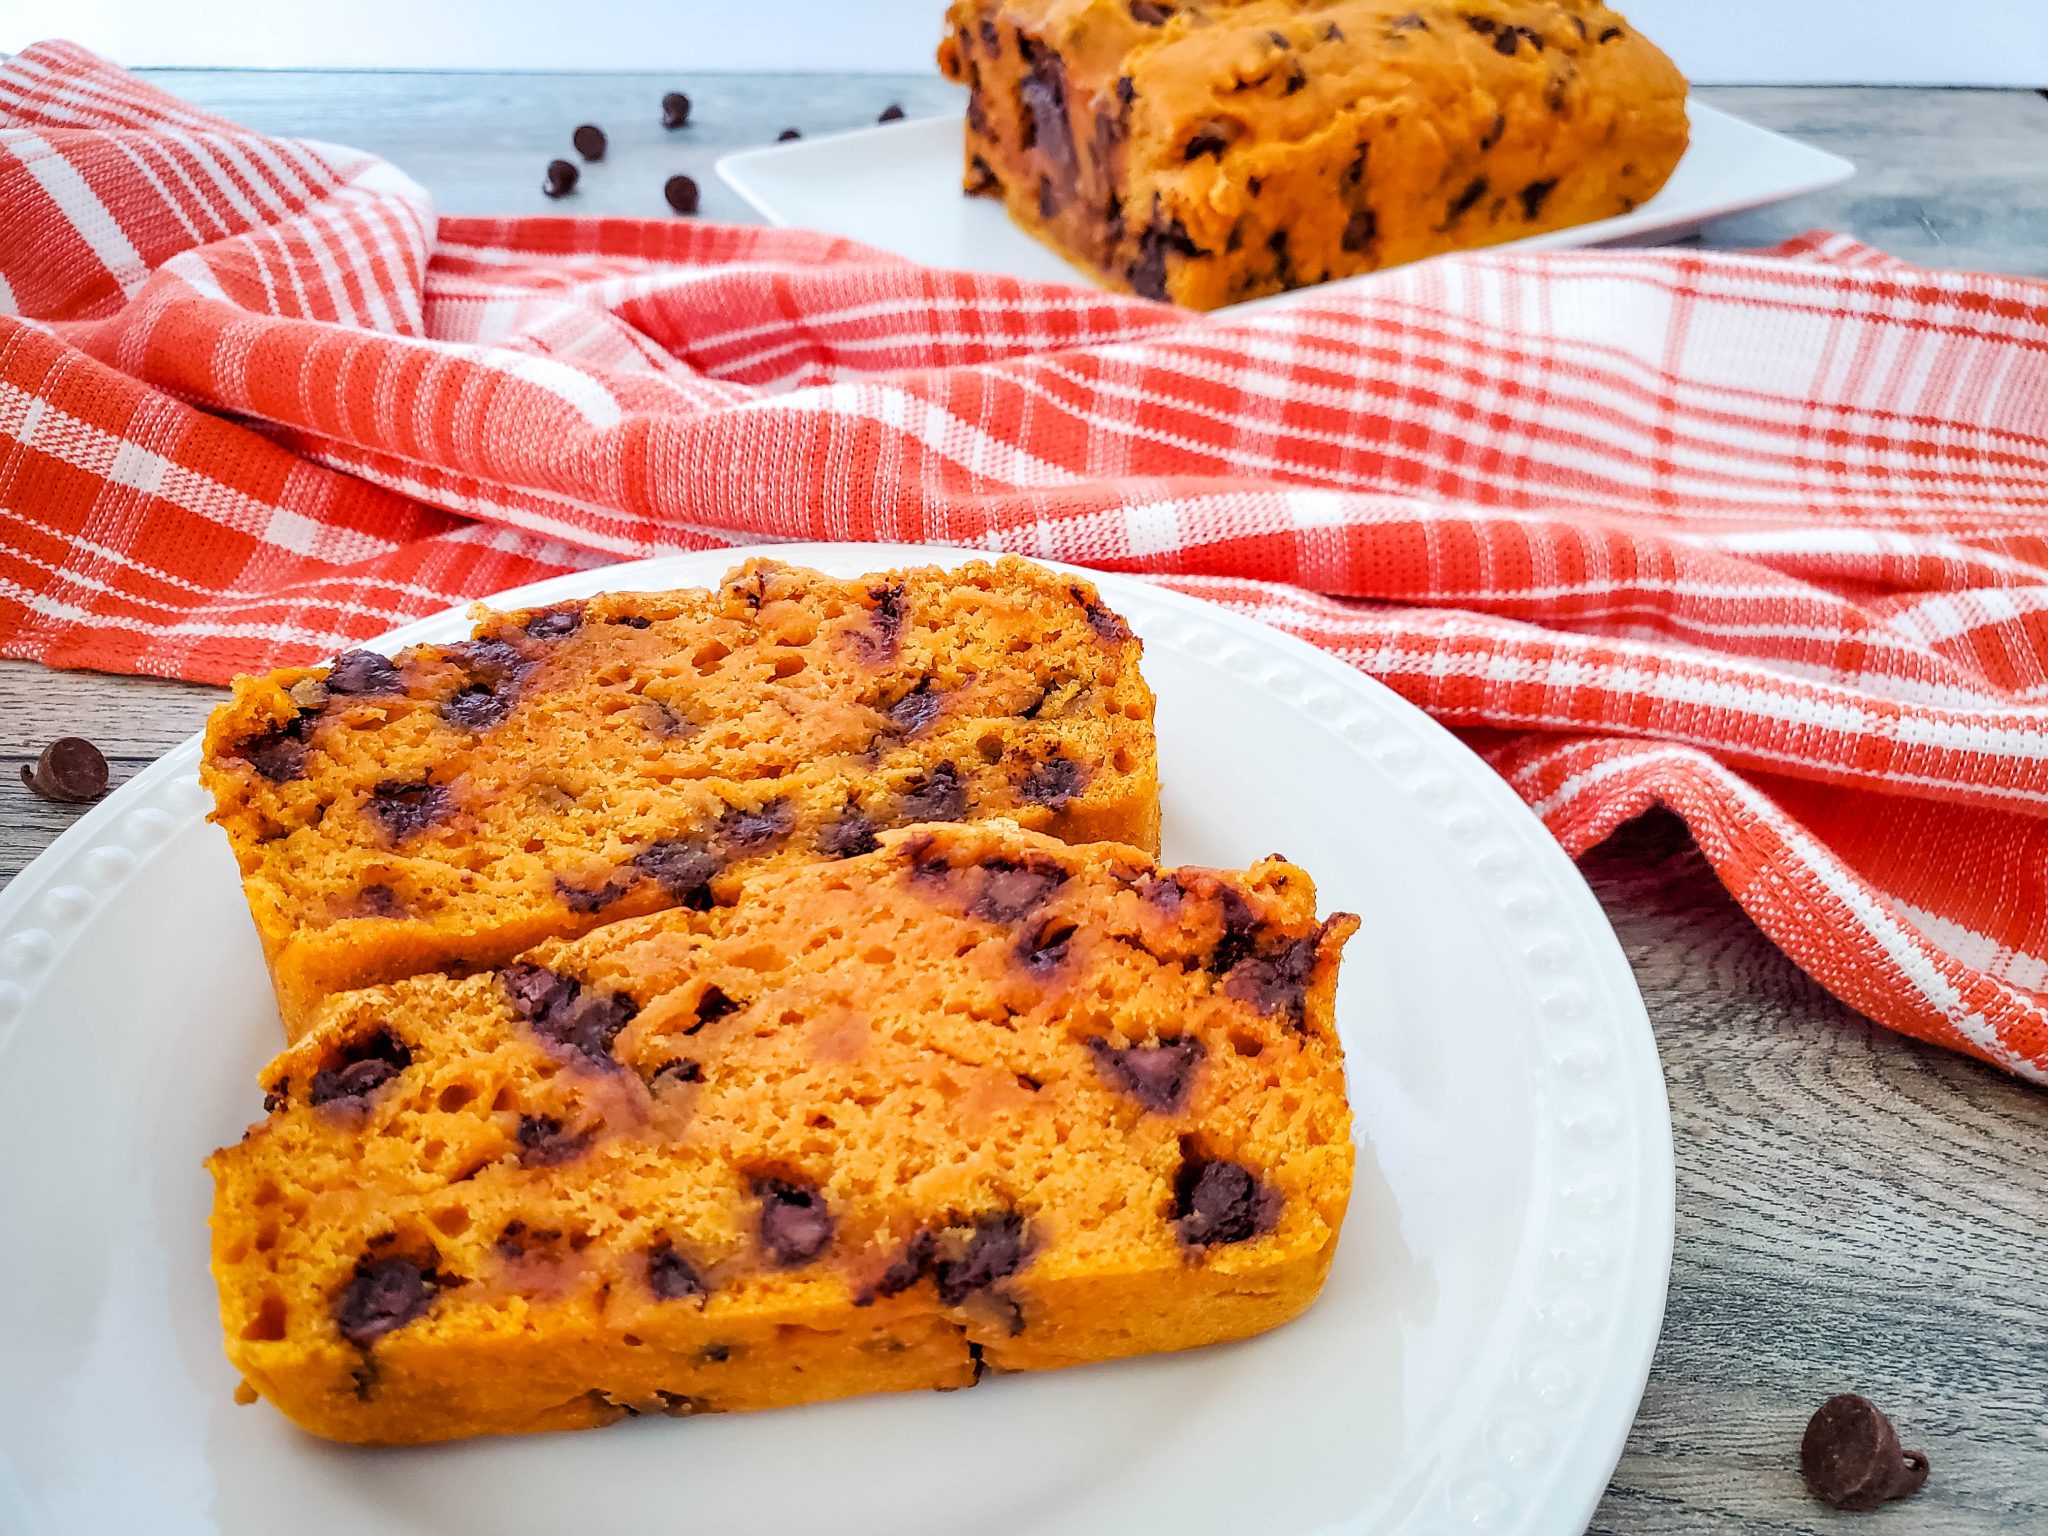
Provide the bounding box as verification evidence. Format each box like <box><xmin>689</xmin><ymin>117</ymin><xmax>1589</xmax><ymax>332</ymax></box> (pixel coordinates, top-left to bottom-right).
<box><xmin>939</xmin><ymin>0</ymin><xmax>1689</xmax><ymax>307</ymax></box>
<box><xmin>208</xmin><ymin>821</ymin><xmax>1356</xmax><ymax>1444</ymax></box>
<box><xmin>200</xmin><ymin>559</ymin><xmax>1159</xmax><ymax>1037</ymax></box>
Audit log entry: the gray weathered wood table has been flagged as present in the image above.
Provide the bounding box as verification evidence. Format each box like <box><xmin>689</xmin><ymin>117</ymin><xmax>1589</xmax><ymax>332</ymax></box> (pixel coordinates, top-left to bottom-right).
<box><xmin>5</xmin><ymin>72</ymin><xmax>2046</xmax><ymax>1534</ymax></box>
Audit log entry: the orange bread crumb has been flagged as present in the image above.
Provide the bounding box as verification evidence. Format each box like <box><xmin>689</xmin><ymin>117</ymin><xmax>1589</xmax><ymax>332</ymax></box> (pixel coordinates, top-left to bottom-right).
<box><xmin>208</xmin><ymin>821</ymin><xmax>1357</xmax><ymax>1444</ymax></box>
<box><xmin>201</xmin><ymin>559</ymin><xmax>1159</xmax><ymax>1038</ymax></box>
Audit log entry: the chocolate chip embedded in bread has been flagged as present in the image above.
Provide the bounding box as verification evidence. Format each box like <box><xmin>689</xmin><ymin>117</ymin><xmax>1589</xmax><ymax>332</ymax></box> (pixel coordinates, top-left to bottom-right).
<box><xmin>1222</xmin><ymin>930</ymin><xmax>1323</xmax><ymax>1025</ymax></box>
<box><xmin>1342</xmin><ymin>209</ymin><xmax>1379</xmax><ymax>254</ymax></box>
<box><xmin>1019</xmin><ymin>754</ymin><xmax>1088</xmax><ymax>809</ymax></box>
<box><xmin>899</xmin><ymin>761</ymin><xmax>967</xmax><ymax>822</ymax></box>
<box><xmin>968</xmin><ymin>858</ymin><xmax>1066</xmax><ymax>924</ymax></box>
<box><xmin>1172</xmin><ymin>1152</ymin><xmax>1280</xmax><ymax>1247</ymax></box>
<box><xmin>854</xmin><ymin>581</ymin><xmax>907</xmax><ymax>661</ymax></box>
<box><xmin>818</xmin><ymin>806</ymin><xmax>880</xmax><ymax>859</ymax></box>
<box><xmin>632</xmin><ymin>837</ymin><xmax>720</xmax><ymax>907</ymax></box>
<box><xmin>646</xmin><ymin>1241</ymin><xmax>709</xmax><ymax>1301</ymax></box>
<box><xmin>884</xmin><ymin>681</ymin><xmax>945</xmax><ymax>737</ymax></box>
<box><xmin>1019</xmin><ymin>919</ymin><xmax>1077</xmax><ymax>975</ymax></box>
<box><xmin>516</xmin><ymin>1114</ymin><xmax>593</xmax><ymax>1167</ymax></box>
<box><xmin>867</xmin><ymin>1212</ymin><xmax>1035</xmax><ymax>1308</ymax></box>
<box><xmin>524</xmin><ymin>607</ymin><xmax>582</xmax><ymax>640</ymax></box>
<box><xmin>240</xmin><ymin>715</ymin><xmax>312</xmax><ymax>783</ymax></box>
<box><xmin>719</xmin><ymin>798</ymin><xmax>795</xmax><ymax>852</ymax></box>
<box><xmin>335</xmin><ymin>1254</ymin><xmax>438</xmax><ymax>1346</ymax></box>
<box><xmin>308</xmin><ymin>1028</ymin><xmax>412</xmax><ymax>1111</ymax></box>
<box><xmin>1087</xmin><ymin>1035</ymin><xmax>1204</xmax><ymax>1113</ymax></box>
<box><xmin>1520</xmin><ymin>179</ymin><xmax>1558</xmax><ymax>220</ymax></box>
<box><xmin>1068</xmin><ymin>583</ymin><xmax>1133</xmax><ymax>643</ymax></box>
<box><xmin>646</xmin><ymin>1057</ymin><xmax>704</xmax><ymax>1091</ymax></box>
<box><xmin>1129</xmin><ymin>0</ymin><xmax>1175</xmax><ymax>23</ymax></box>
<box><xmin>365</xmin><ymin>779</ymin><xmax>453</xmax><ymax>842</ymax></box>
<box><xmin>556</xmin><ymin>871</ymin><xmax>632</xmax><ymax>914</ymax></box>
<box><xmin>500</xmin><ymin>961</ymin><xmax>637</xmax><ymax>1069</ymax></box>
<box><xmin>754</xmin><ymin>1178</ymin><xmax>834</xmax><ymax>1266</ymax></box>
<box><xmin>326</xmin><ymin>650</ymin><xmax>403</xmax><ymax>696</ymax></box>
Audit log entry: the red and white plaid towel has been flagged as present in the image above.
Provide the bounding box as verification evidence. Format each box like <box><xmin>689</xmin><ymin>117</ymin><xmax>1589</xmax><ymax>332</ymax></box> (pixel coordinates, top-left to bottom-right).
<box><xmin>4</xmin><ymin>41</ymin><xmax>2047</xmax><ymax>1081</ymax></box>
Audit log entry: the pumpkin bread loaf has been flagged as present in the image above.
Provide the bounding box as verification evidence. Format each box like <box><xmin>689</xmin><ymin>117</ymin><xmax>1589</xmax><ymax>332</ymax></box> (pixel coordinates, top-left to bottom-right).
<box><xmin>201</xmin><ymin>558</ymin><xmax>1159</xmax><ymax>1038</ymax></box>
<box><xmin>208</xmin><ymin>820</ymin><xmax>1357</xmax><ymax>1444</ymax></box>
<box><xmin>938</xmin><ymin>0</ymin><xmax>1689</xmax><ymax>308</ymax></box>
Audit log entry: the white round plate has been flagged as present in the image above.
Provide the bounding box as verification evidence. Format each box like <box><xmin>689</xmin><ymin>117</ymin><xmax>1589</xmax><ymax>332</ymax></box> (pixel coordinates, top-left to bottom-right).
<box><xmin>0</xmin><ymin>543</ymin><xmax>1670</xmax><ymax>1536</ymax></box>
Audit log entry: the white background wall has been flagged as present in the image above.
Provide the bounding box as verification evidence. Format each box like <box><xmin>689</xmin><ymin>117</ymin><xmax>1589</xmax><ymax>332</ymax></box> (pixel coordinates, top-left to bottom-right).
<box><xmin>8</xmin><ymin>1</ymin><xmax>2047</xmax><ymax>85</ymax></box>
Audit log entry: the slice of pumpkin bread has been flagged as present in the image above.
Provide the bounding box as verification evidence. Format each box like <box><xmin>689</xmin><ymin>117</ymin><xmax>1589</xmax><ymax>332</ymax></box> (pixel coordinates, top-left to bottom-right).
<box><xmin>201</xmin><ymin>558</ymin><xmax>1159</xmax><ymax>1038</ymax></box>
<box><xmin>208</xmin><ymin>820</ymin><xmax>1357</xmax><ymax>1444</ymax></box>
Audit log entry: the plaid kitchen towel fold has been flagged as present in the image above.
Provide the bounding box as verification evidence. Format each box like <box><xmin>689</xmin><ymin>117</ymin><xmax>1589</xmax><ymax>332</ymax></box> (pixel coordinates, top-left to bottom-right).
<box><xmin>3</xmin><ymin>41</ymin><xmax>2047</xmax><ymax>1080</ymax></box>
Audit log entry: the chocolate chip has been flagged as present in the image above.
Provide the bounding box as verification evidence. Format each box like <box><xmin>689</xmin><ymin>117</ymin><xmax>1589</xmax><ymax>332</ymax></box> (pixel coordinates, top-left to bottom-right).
<box><xmin>335</xmin><ymin>1255</ymin><xmax>436</xmax><ymax>1346</ymax></box>
<box><xmin>1520</xmin><ymin>178</ymin><xmax>1558</xmax><ymax>220</ymax></box>
<box><xmin>647</xmin><ymin>1057</ymin><xmax>704</xmax><ymax>1090</ymax></box>
<box><xmin>1324</xmin><ymin>21</ymin><xmax>1346</xmax><ymax>41</ymax></box>
<box><xmin>1479</xmin><ymin>112</ymin><xmax>1507</xmax><ymax>152</ymax></box>
<box><xmin>326</xmin><ymin>650</ymin><xmax>402</xmax><ymax>696</ymax></box>
<box><xmin>884</xmin><ymin>681</ymin><xmax>944</xmax><ymax>736</ymax></box>
<box><xmin>818</xmin><ymin>806</ymin><xmax>880</xmax><ymax>859</ymax></box>
<box><xmin>572</xmin><ymin>124</ymin><xmax>606</xmax><ymax>161</ymax></box>
<box><xmin>308</xmin><ymin>1028</ymin><xmax>411</xmax><ymax>1111</ymax></box>
<box><xmin>439</xmin><ymin>636</ymin><xmax>531</xmax><ymax>730</ymax></box>
<box><xmin>1128</xmin><ymin>1</ymin><xmax>1173</xmax><ymax>23</ymax></box>
<box><xmin>1282</xmin><ymin>63</ymin><xmax>1308</xmax><ymax>95</ymax></box>
<box><xmin>557</xmin><ymin>872</ymin><xmax>631</xmax><ymax>913</ymax></box>
<box><xmin>965</xmin><ymin>154</ymin><xmax>999</xmax><ymax>195</ymax></box>
<box><xmin>1494</xmin><ymin>28</ymin><xmax>1520</xmax><ymax>54</ymax></box>
<box><xmin>543</xmin><ymin>159</ymin><xmax>579</xmax><ymax>198</ymax></box>
<box><xmin>517</xmin><ymin>1113</ymin><xmax>591</xmax><ymax>1167</ymax></box>
<box><xmin>1571</xmin><ymin>15</ymin><xmax>1588</xmax><ymax>39</ymax></box>
<box><xmin>701</xmin><ymin>1342</ymin><xmax>732</xmax><ymax>1363</ymax></box>
<box><xmin>878</xmin><ymin>104</ymin><xmax>905</xmax><ymax>123</ymax></box>
<box><xmin>355</xmin><ymin>882</ymin><xmax>403</xmax><ymax>917</ymax></box>
<box><xmin>1129</xmin><ymin>214</ymin><xmax>1199</xmax><ymax>302</ymax></box>
<box><xmin>1222</xmin><ymin>932</ymin><xmax>1319</xmax><ymax>1025</ymax></box>
<box><xmin>719</xmin><ymin>798</ymin><xmax>794</xmax><ymax>852</ymax></box>
<box><xmin>1173</xmin><ymin>1151</ymin><xmax>1279</xmax><ymax>1247</ymax></box>
<box><xmin>664</xmin><ymin>174</ymin><xmax>700</xmax><ymax>215</ymax></box>
<box><xmin>661</xmin><ymin>91</ymin><xmax>692</xmax><ymax>129</ymax></box>
<box><xmin>1019</xmin><ymin>755</ymin><xmax>1088</xmax><ymax>809</ymax></box>
<box><xmin>1267</xmin><ymin>228</ymin><xmax>1297</xmax><ymax>289</ymax></box>
<box><xmin>776</xmin><ymin>128</ymin><xmax>801</xmax><ymax>142</ymax></box>
<box><xmin>1346</xmin><ymin>143</ymin><xmax>1369</xmax><ymax>187</ymax></box>
<box><xmin>691</xmin><ymin>985</ymin><xmax>741</xmax><ymax>1031</ymax></box>
<box><xmin>239</xmin><ymin>714</ymin><xmax>312</xmax><ymax>783</ymax></box>
<box><xmin>870</xmin><ymin>1212</ymin><xmax>1034</xmax><ymax>1308</ymax></box>
<box><xmin>1037</xmin><ymin>176</ymin><xmax>1059</xmax><ymax>219</ymax></box>
<box><xmin>1801</xmin><ymin>1394</ymin><xmax>1930</xmax><ymax>1512</ymax></box>
<box><xmin>500</xmin><ymin>961</ymin><xmax>637</xmax><ymax>1069</ymax></box>
<box><xmin>1390</xmin><ymin>11</ymin><xmax>1428</xmax><ymax>31</ymax></box>
<box><xmin>978</xmin><ymin>18</ymin><xmax>1000</xmax><ymax>51</ymax></box>
<box><xmin>899</xmin><ymin>761</ymin><xmax>967</xmax><ymax>822</ymax></box>
<box><xmin>632</xmin><ymin>837</ymin><xmax>719</xmax><ymax>907</ymax></box>
<box><xmin>1465</xmin><ymin>15</ymin><xmax>1497</xmax><ymax>34</ymax></box>
<box><xmin>647</xmin><ymin>1241</ymin><xmax>708</xmax><ymax>1301</ymax></box>
<box><xmin>1342</xmin><ymin>208</ymin><xmax>1379</xmax><ymax>254</ymax></box>
<box><xmin>20</xmin><ymin>736</ymin><xmax>109</xmax><ymax>803</ymax></box>
<box><xmin>857</xmin><ymin>582</ymin><xmax>907</xmax><ymax>660</ymax></box>
<box><xmin>969</xmin><ymin>858</ymin><xmax>1066</xmax><ymax>923</ymax></box>
<box><xmin>365</xmin><ymin>779</ymin><xmax>453</xmax><ymax>842</ymax></box>
<box><xmin>1444</xmin><ymin>176</ymin><xmax>1489</xmax><ymax>225</ymax></box>
<box><xmin>1206</xmin><ymin>886</ymin><xmax>1264</xmax><ymax>974</ymax></box>
<box><xmin>1087</xmin><ymin>1035</ymin><xmax>1204</xmax><ymax>1113</ymax></box>
<box><xmin>1184</xmin><ymin>119</ymin><xmax>1237</xmax><ymax>161</ymax></box>
<box><xmin>1136</xmin><ymin>870</ymin><xmax>1187</xmax><ymax>916</ymax></box>
<box><xmin>755</xmin><ymin>1178</ymin><xmax>833</xmax><ymax>1266</ymax></box>
<box><xmin>1019</xmin><ymin>919</ymin><xmax>1076</xmax><ymax>975</ymax></box>
<box><xmin>1019</xmin><ymin>45</ymin><xmax>1077</xmax><ymax>188</ymax></box>
<box><xmin>524</xmin><ymin>607</ymin><xmax>581</xmax><ymax>640</ymax></box>
<box><xmin>1598</xmin><ymin>26</ymin><xmax>1623</xmax><ymax>42</ymax></box>
<box><xmin>1069</xmin><ymin>583</ymin><xmax>1133</xmax><ymax>643</ymax></box>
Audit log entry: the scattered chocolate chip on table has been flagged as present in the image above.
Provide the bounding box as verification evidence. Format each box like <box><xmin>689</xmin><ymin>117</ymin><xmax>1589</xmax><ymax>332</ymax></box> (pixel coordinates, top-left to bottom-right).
<box><xmin>542</xmin><ymin>158</ymin><xmax>578</xmax><ymax>197</ymax></box>
<box><xmin>878</xmin><ymin>103</ymin><xmax>904</xmax><ymax>122</ymax></box>
<box><xmin>776</xmin><ymin>127</ymin><xmax>801</xmax><ymax>141</ymax></box>
<box><xmin>661</xmin><ymin>90</ymin><xmax>691</xmax><ymax>129</ymax></box>
<box><xmin>1801</xmin><ymin>1393</ymin><xmax>1930</xmax><ymax>1512</ymax></box>
<box><xmin>664</xmin><ymin>173</ymin><xmax>700</xmax><ymax>215</ymax></box>
<box><xmin>571</xmin><ymin>123</ymin><xmax>606</xmax><ymax>161</ymax></box>
<box><xmin>20</xmin><ymin>736</ymin><xmax>110</xmax><ymax>803</ymax></box>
